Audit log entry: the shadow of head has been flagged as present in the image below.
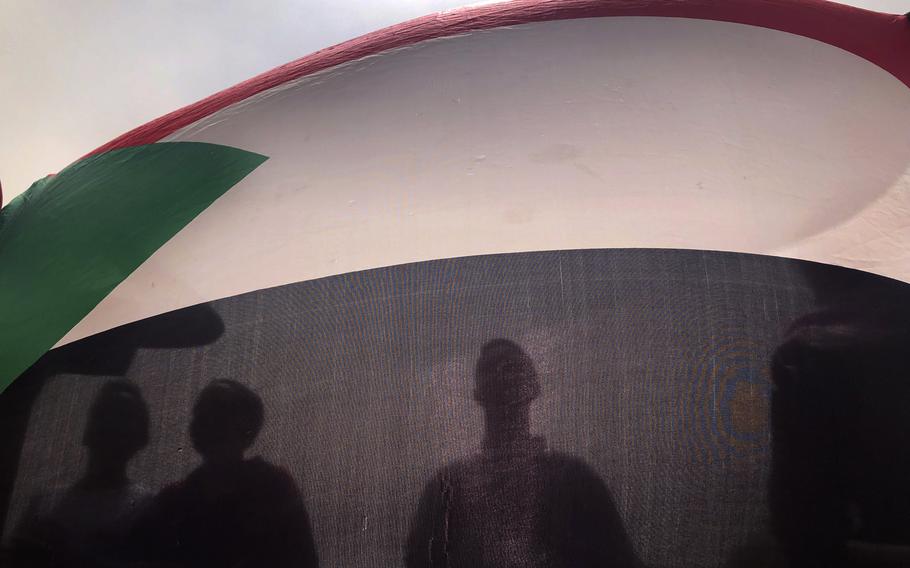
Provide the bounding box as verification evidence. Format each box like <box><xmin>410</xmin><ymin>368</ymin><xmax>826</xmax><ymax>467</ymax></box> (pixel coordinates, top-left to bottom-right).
<box><xmin>797</xmin><ymin>261</ymin><xmax>910</xmax><ymax>315</ymax></box>
<box><xmin>190</xmin><ymin>380</ymin><xmax>264</xmax><ymax>462</ymax></box>
<box><xmin>83</xmin><ymin>381</ymin><xmax>149</xmax><ymax>466</ymax></box>
<box><xmin>474</xmin><ymin>339</ymin><xmax>541</xmax><ymax>410</ymax></box>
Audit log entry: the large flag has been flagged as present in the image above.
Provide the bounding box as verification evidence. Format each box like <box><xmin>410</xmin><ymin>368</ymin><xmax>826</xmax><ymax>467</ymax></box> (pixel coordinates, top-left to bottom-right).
<box><xmin>2</xmin><ymin>0</ymin><xmax>908</xmax><ymax>393</ymax></box>
<box><xmin>1</xmin><ymin>1</ymin><xmax>909</xmax><ymax>566</ymax></box>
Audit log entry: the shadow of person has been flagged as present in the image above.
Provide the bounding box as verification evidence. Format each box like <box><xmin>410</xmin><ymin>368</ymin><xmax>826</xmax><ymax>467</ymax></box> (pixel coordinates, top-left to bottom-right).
<box><xmin>765</xmin><ymin>266</ymin><xmax>910</xmax><ymax>567</ymax></box>
<box><xmin>8</xmin><ymin>380</ymin><xmax>152</xmax><ymax>567</ymax></box>
<box><xmin>406</xmin><ymin>339</ymin><xmax>639</xmax><ymax>568</ymax></box>
<box><xmin>132</xmin><ymin>379</ymin><xmax>318</xmax><ymax>568</ymax></box>
<box><xmin>0</xmin><ymin>301</ymin><xmax>225</xmax><ymax>553</ymax></box>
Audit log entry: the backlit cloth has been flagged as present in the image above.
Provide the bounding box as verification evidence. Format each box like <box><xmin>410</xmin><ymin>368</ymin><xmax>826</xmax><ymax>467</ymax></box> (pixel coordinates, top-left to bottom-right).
<box><xmin>1</xmin><ymin>249</ymin><xmax>907</xmax><ymax>567</ymax></box>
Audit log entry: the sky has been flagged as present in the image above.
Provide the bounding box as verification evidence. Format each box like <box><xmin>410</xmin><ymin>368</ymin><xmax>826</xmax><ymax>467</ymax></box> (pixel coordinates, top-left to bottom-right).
<box><xmin>1</xmin><ymin>0</ymin><xmax>907</xmax><ymax>202</ymax></box>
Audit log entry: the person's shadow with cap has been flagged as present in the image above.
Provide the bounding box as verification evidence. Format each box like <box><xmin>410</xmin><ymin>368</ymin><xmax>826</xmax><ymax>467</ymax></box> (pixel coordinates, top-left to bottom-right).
<box><xmin>132</xmin><ymin>379</ymin><xmax>318</xmax><ymax>568</ymax></box>
<box><xmin>405</xmin><ymin>339</ymin><xmax>639</xmax><ymax>568</ymax></box>
<box><xmin>8</xmin><ymin>380</ymin><xmax>152</xmax><ymax>568</ymax></box>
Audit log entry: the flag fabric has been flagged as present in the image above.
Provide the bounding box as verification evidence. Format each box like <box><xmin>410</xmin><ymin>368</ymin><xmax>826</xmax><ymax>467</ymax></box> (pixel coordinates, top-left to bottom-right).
<box><xmin>2</xmin><ymin>2</ymin><xmax>910</xmax><ymax>566</ymax></box>
<box><xmin>1</xmin><ymin>0</ymin><xmax>909</xmax><ymax>392</ymax></box>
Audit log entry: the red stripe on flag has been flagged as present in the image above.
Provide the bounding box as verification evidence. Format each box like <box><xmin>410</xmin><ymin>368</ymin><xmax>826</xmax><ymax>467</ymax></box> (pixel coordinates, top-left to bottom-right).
<box><xmin>85</xmin><ymin>0</ymin><xmax>910</xmax><ymax>158</ymax></box>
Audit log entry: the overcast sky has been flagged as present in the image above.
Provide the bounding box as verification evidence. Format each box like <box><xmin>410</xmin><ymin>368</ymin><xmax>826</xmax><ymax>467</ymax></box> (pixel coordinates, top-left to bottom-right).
<box><xmin>1</xmin><ymin>0</ymin><xmax>906</xmax><ymax>202</ymax></box>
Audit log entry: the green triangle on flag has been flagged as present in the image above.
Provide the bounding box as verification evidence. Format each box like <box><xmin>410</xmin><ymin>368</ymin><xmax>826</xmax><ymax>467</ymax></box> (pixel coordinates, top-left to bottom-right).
<box><xmin>0</xmin><ymin>142</ymin><xmax>268</xmax><ymax>393</ymax></box>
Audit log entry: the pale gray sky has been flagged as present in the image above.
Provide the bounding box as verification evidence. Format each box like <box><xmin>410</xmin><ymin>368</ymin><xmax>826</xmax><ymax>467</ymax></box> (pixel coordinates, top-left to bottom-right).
<box><xmin>1</xmin><ymin>0</ymin><xmax>906</xmax><ymax>202</ymax></box>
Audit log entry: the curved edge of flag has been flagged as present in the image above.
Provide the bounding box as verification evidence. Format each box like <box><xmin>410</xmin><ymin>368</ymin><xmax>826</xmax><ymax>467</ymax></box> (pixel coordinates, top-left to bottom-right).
<box><xmin>85</xmin><ymin>0</ymin><xmax>910</xmax><ymax>159</ymax></box>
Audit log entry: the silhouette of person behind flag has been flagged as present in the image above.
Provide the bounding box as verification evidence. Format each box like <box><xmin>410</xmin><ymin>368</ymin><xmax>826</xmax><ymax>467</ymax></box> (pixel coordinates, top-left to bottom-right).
<box><xmin>406</xmin><ymin>339</ymin><xmax>638</xmax><ymax>568</ymax></box>
<box><xmin>9</xmin><ymin>380</ymin><xmax>151</xmax><ymax>567</ymax></box>
<box><xmin>133</xmin><ymin>379</ymin><xmax>318</xmax><ymax>568</ymax></box>
<box><xmin>769</xmin><ymin>307</ymin><xmax>910</xmax><ymax>567</ymax></box>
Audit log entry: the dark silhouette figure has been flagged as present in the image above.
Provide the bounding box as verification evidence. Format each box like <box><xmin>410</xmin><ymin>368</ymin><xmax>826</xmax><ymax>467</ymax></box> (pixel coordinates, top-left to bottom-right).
<box><xmin>9</xmin><ymin>381</ymin><xmax>152</xmax><ymax>567</ymax></box>
<box><xmin>767</xmin><ymin>267</ymin><xmax>910</xmax><ymax>567</ymax></box>
<box><xmin>132</xmin><ymin>379</ymin><xmax>318</xmax><ymax>568</ymax></box>
<box><xmin>406</xmin><ymin>339</ymin><xmax>638</xmax><ymax>568</ymax></box>
<box><xmin>0</xmin><ymin>302</ymin><xmax>225</xmax><ymax>552</ymax></box>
